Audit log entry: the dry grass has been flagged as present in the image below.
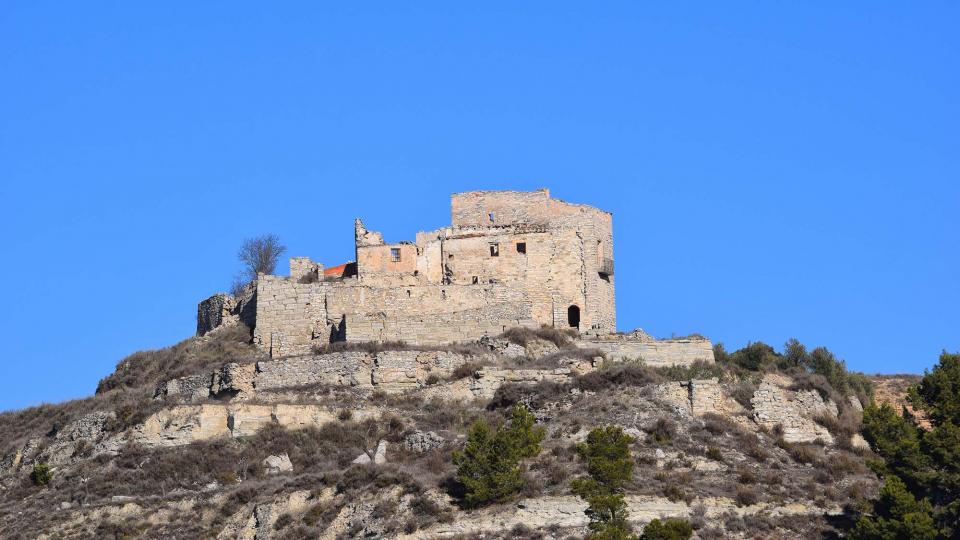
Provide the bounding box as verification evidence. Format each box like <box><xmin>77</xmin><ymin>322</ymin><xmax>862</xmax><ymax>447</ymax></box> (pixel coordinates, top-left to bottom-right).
<box><xmin>0</xmin><ymin>325</ymin><xmax>256</xmax><ymax>455</ymax></box>
<box><xmin>499</xmin><ymin>326</ymin><xmax>577</xmax><ymax>349</ymax></box>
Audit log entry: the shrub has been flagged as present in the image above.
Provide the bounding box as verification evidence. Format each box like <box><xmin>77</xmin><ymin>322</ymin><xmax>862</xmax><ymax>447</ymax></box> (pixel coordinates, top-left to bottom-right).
<box><xmin>728</xmin><ymin>342</ymin><xmax>779</xmax><ymax>371</ymax></box>
<box><xmin>452</xmin><ymin>404</ymin><xmax>545</xmax><ymax>507</ymax></box>
<box><xmin>705</xmin><ymin>447</ymin><xmax>723</xmax><ymax>461</ymax></box>
<box><xmin>577</xmin><ymin>364</ymin><xmax>661</xmax><ymax>392</ymax></box>
<box><xmin>646</xmin><ymin>418</ymin><xmax>675</xmax><ymax>445</ymax></box>
<box><xmin>735</xmin><ymin>485</ymin><xmax>759</xmax><ymax>507</ymax></box>
<box><xmin>571</xmin><ymin>426</ymin><xmax>635</xmax><ymax>539</ymax></box>
<box><xmin>653</xmin><ymin>360</ymin><xmax>724</xmax><ymax>382</ymax></box>
<box><xmin>488</xmin><ymin>380</ymin><xmax>570</xmax><ymax>410</ymax></box>
<box><xmin>641</xmin><ymin>518</ymin><xmax>693</xmax><ymax>540</ymax></box>
<box><xmin>729</xmin><ymin>379</ymin><xmax>757</xmax><ymax>410</ymax></box>
<box><xmin>501</xmin><ymin>326</ymin><xmax>576</xmax><ymax>349</ymax></box>
<box><xmin>784</xmin><ymin>442</ymin><xmax>819</xmax><ymax>465</ymax></box>
<box><xmin>449</xmin><ymin>362</ymin><xmax>483</xmax><ymax>381</ymax></box>
<box><xmin>30</xmin><ymin>463</ymin><xmax>52</xmax><ymax>486</ymax></box>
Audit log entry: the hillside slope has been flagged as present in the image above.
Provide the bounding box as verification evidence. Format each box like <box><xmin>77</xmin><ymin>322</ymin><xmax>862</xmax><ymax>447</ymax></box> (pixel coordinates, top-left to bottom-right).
<box><xmin>0</xmin><ymin>326</ymin><xmax>892</xmax><ymax>539</ymax></box>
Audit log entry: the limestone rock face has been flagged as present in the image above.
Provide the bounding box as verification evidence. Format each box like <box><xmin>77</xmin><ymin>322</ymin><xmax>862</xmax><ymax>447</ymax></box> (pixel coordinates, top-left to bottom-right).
<box><xmin>123</xmin><ymin>404</ymin><xmax>379</xmax><ymax>448</ymax></box>
<box><xmin>32</xmin><ymin>411</ymin><xmax>118</xmax><ymax>467</ymax></box>
<box><xmin>196</xmin><ymin>283</ymin><xmax>256</xmax><ymax>336</ymax></box>
<box><xmin>154</xmin><ymin>374</ymin><xmax>211</xmax><ymax>402</ymax></box>
<box><xmin>211</xmin><ymin>363</ymin><xmax>257</xmax><ymax>400</ymax></box>
<box><xmin>262</xmin><ymin>453</ymin><xmax>293</xmax><ymax>475</ymax></box>
<box><xmin>478</xmin><ymin>336</ymin><xmax>526</xmax><ymax>358</ymax></box>
<box><xmin>468</xmin><ymin>367</ymin><xmax>572</xmax><ymax>400</ymax></box>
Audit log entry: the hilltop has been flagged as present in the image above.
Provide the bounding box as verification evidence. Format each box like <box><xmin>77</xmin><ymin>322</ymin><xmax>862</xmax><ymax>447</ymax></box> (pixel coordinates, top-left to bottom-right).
<box><xmin>0</xmin><ymin>322</ymin><xmax>907</xmax><ymax>539</ymax></box>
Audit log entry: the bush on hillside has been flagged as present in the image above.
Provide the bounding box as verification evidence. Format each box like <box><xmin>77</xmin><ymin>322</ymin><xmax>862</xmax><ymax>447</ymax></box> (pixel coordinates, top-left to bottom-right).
<box><xmin>640</xmin><ymin>518</ymin><xmax>693</xmax><ymax>540</ymax></box>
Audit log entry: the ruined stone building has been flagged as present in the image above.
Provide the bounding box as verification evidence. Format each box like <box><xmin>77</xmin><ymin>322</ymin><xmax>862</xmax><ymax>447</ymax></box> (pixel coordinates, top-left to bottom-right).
<box><xmin>199</xmin><ymin>189</ymin><xmax>621</xmax><ymax>357</ymax></box>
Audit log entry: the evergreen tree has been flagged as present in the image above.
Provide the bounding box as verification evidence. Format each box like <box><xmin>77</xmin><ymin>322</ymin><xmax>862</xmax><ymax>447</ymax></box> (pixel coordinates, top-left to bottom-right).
<box><xmin>572</xmin><ymin>426</ymin><xmax>637</xmax><ymax>539</ymax></box>
<box><xmin>858</xmin><ymin>351</ymin><xmax>960</xmax><ymax>537</ymax></box>
<box><xmin>850</xmin><ymin>476</ymin><xmax>938</xmax><ymax>540</ymax></box>
<box><xmin>452</xmin><ymin>404</ymin><xmax>545</xmax><ymax>508</ymax></box>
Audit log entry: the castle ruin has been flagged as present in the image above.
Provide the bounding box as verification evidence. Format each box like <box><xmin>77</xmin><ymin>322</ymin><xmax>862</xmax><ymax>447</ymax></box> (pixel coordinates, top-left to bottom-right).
<box><xmin>198</xmin><ymin>189</ymin><xmax>709</xmax><ymax>365</ymax></box>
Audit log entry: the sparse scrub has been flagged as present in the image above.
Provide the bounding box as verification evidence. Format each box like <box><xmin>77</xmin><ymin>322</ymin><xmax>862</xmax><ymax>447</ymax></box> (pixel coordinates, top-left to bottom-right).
<box><xmin>653</xmin><ymin>360</ymin><xmax>724</xmax><ymax>382</ymax></box>
<box><xmin>577</xmin><ymin>364</ymin><xmax>662</xmax><ymax>392</ymax></box>
<box><xmin>735</xmin><ymin>485</ymin><xmax>760</xmax><ymax>506</ymax></box>
<box><xmin>646</xmin><ymin>417</ymin><xmax>676</xmax><ymax>444</ymax></box>
<box><xmin>500</xmin><ymin>326</ymin><xmax>577</xmax><ymax>349</ymax></box>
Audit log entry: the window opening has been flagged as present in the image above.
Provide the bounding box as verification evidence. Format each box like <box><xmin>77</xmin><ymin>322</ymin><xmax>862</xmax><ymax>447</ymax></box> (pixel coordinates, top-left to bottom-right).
<box><xmin>390</xmin><ymin>248</ymin><xmax>401</xmax><ymax>262</ymax></box>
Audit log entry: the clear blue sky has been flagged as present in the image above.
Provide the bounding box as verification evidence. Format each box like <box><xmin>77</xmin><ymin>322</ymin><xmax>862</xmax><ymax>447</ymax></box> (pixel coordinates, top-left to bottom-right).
<box><xmin>1</xmin><ymin>3</ymin><xmax>957</xmax><ymax>411</ymax></box>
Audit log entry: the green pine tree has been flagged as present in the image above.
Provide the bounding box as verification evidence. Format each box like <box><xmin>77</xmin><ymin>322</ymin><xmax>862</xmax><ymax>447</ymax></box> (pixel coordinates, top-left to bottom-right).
<box><xmin>452</xmin><ymin>404</ymin><xmax>545</xmax><ymax>508</ymax></box>
<box><xmin>850</xmin><ymin>475</ymin><xmax>938</xmax><ymax>540</ymax></box>
<box><xmin>858</xmin><ymin>351</ymin><xmax>960</xmax><ymax>537</ymax></box>
<box><xmin>572</xmin><ymin>426</ymin><xmax>639</xmax><ymax>540</ymax></box>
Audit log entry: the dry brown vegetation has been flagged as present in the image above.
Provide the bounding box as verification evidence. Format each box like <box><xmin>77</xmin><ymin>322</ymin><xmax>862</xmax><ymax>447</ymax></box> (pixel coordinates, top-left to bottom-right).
<box><xmin>0</xmin><ymin>324</ymin><xmax>257</xmax><ymax>458</ymax></box>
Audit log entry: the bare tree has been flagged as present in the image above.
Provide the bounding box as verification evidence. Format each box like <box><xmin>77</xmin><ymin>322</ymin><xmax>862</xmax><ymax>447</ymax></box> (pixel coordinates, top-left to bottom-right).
<box><xmin>238</xmin><ymin>234</ymin><xmax>287</xmax><ymax>281</ymax></box>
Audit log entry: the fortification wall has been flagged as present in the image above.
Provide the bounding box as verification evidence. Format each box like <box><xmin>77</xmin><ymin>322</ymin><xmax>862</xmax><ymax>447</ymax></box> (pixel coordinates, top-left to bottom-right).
<box><xmin>346</xmin><ymin>305</ymin><xmax>537</xmax><ymax>344</ymax></box>
<box><xmin>579</xmin><ymin>337</ymin><xmax>714</xmax><ymax>367</ymax></box>
<box><xmin>253</xmin><ymin>276</ymin><xmax>329</xmax><ymax>358</ymax></box>
<box><xmin>205</xmin><ymin>190</ymin><xmax>619</xmax><ymax>355</ymax></box>
<box><xmin>253</xmin><ymin>276</ymin><xmax>537</xmax><ymax>356</ymax></box>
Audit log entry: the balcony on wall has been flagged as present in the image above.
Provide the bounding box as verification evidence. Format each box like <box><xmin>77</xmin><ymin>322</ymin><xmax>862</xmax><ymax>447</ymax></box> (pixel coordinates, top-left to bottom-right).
<box><xmin>599</xmin><ymin>257</ymin><xmax>614</xmax><ymax>277</ymax></box>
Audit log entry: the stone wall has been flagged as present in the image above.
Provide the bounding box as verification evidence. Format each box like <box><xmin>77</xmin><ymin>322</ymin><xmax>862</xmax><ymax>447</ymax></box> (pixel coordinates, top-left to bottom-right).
<box><xmin>196</xmin><ymin>283</ymin><xmax>256</xmax><ymax>336</ymax></box>
<box><xmin>652</xmin><ymin>378</ymin><xmax>727</xmax><ymax>416</ymax></box>
<box><xmin>751</xmin><ymin>377</ymin><xmax>835</xmax><ymax>444</ymax></box>
<box><xmin>202</xmin><ymin>190</ymin><xmax>619</xmax><ymax>355</ymax></box>
<box><xmin>579</xmin><ymin>335</ymin><xmax>715</xmax><ymax>367</ymax></box>
<box><xmin>289</xmin><ymin>257</ymin><xmax>322</xmax><ymax>282</ymax></box>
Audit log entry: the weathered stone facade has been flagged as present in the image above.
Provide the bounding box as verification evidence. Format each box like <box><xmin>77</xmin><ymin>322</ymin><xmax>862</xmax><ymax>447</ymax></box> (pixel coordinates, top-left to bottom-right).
<box><xmin>578</xmin><ymin>330</ymin><xmax>714</xmax><ymax>367</ymax></box>
<box><xmin>201</xmin><ymin>190</ymin><xmax>618</xmax><ymax>357</ymax></box>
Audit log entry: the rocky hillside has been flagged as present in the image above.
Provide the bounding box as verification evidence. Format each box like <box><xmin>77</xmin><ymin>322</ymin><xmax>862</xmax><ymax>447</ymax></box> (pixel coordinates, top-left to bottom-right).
<box><xmin>0</xmin><ymin>326</ymin><xmax>895</xmax><ymax>539</ymax></box>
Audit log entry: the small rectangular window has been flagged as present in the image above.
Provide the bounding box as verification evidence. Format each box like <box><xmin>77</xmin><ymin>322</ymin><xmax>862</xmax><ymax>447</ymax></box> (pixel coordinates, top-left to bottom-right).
<box><xmin>390</xmin><ymin>248</ymin><xmax>401</xmax><ymax>262</ymax></box>
<box><xmin>488</xmin><ymin>212</ymin><xmax>495</xmax><ymax>222</ymax></box>
<box><xmin>472</xmin><ymin>276</ymin><xmax>479</xmax><ymax>284</ymax></box>
<box><xmin>516</xmin><ymin>242</ymin><xmax>526</xmax><ymax>254</ymax></box>
<box><xmin>489</xmin><ymin>243</ymin><xmax>499</xmax><ymax>257</ymax></box>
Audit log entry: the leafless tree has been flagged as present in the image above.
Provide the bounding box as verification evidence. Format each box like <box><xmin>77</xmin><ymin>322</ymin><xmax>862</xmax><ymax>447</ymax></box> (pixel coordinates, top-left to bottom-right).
<box><xmin>238</xmin><ymin>234</ymin><xmax>286</xmax><ymax>281</ymax></box>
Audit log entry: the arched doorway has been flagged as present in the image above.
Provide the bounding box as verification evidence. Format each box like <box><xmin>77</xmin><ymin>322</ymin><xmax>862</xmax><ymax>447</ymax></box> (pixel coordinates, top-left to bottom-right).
<box><xmin>567</xmin><ymin>305</ymin><xmax>580</xmax><ymax>329</ymax></box>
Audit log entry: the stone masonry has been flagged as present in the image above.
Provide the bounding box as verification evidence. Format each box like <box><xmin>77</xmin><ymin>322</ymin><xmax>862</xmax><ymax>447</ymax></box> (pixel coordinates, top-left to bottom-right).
<box><xmin>200</xmin><ymin>190</ymin><xmax>618</xmax><ymax>357</ymax></box>
<box><xmin>197</xmin><ymin>189</ymin><xmax>715</xmax><ymax>366</ymax></box>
